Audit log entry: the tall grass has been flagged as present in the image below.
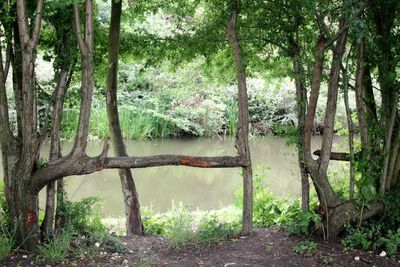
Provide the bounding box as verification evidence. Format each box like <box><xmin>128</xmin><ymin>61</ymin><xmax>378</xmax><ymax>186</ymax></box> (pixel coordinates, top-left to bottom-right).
<box><xmin>61</xmin><ymin>106</ymin><xmax>192</xmax><ymax>140</ymax></box>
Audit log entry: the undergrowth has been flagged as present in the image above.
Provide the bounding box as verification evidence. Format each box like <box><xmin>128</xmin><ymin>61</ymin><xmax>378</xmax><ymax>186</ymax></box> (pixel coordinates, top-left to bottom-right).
<box><xmin>37</xmin><ymin>197</ymin><xmax>126</xmax><ymax>263</ymax></box>
<box><xmin>140</xmin><ymin>203</ymin><xmax>240</xmax><ymax>249</ymax></box>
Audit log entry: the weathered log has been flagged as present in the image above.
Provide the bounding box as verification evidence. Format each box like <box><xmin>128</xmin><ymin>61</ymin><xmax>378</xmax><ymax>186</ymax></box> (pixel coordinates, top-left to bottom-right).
<box><xmin>106</xmin><ymin>155</ymin><xmax>246</xmax><ymax>169</ymax></box>
<box><xmin>31</xmin><ymin>147</ymin><xmax>247</xmax><ymax>192</ymax></box>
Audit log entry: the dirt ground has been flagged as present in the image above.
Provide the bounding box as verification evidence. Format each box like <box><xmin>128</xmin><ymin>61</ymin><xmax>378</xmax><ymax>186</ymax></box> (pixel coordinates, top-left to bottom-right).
<box><xmin>2</xmin><ymin>228</ymin><xmax>399</xmax><ymax>266</ymax></box>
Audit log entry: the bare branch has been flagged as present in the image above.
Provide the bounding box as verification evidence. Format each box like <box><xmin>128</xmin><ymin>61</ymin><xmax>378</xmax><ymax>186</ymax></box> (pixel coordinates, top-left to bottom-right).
<box><xmin>31</xmin><ymin>151</ymin><xmax>246</xmax><ymax>192</ymax></box>
<box><xmin>4</xmin><ymin>40</ymin><xmax>12</xmax><ymax>81</ymax></box>
<box><xmin>0</xmin><ymin>45</ymin><xmax>13</xmax><ymax>143</ymax></box>
<box><xmin>84</xmin><ymin>0</ymin><xmax>93</xmax><ymax>49</ymax></box>
<box><xmin>324</xmin><ymin>23</ymin><xmax>349</xmax><ymax>49</ymax></box>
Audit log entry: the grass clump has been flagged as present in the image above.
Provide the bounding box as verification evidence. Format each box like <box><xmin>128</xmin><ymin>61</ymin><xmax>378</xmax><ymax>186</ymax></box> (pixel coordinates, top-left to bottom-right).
<box><xmin>140</xmin><ymin>204</ymin><xmax>240</xmax><ymax>249</ymax></box>
<box><xmin>0</xmin><ymin>235</ymin><xmax>14</xmax><ymax>262</ymax></box>
<box><xmin>0</xmin><ymin>180</ymin><xmax>14</xmax><ymax>262</ymax></box>
<box><xmin>37</xmin><ymin>229</ymin><xmax>73</xmax><ymax>263</ymax></box>
<box><xmin>165</xmin><ymin>207</ymin><xmax>197</xmax><ymax>248</ymax></box>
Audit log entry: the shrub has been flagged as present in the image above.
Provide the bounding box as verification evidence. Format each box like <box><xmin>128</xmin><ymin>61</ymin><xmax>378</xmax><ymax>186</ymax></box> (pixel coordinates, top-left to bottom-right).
<box><xmin>234</xmin><ymin>166</ymin><xmax>320</xmax><ymax>236</ymax></box>
<box><xmin>342</xmin><ymin>223</ymin><xmax>400</xmax><ymax>255</ymax></box>
<box><xmin>292</xmin><ymin>240</ymin><xmax>317</xmax><ymax>255</ymax></box>
<box><xmin>164</xmin><ymin>206</ymin><xmax>197</xmax><ymax>249</ymax></box>
<box><xmin>197</xmin><ymin>215</ymin><xmax>239</xmax><ymax>245</ymax></box>
<box><xmin>37</xmin><ymin>196</ymin><xmax>126</xmax><ymax>263</ymax></box>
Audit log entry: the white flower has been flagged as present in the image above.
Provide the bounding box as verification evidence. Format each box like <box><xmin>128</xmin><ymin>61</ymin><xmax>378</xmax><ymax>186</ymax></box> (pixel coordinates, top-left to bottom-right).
<box><xmin>22</xmin><ymin>255</ymin><xmax>28</xmax><ymax>259</ymax></box>
<box><xmin>94</xmin><ymin>242</ymin><xmax>100</xmax><ymax>248</ymax></box>
<box><xmin>379</xmin><ymin>251</ymin><xmax>387</xmax><ymax>257</ymax></box>
<box><xmin>354</xmin><ymin>256</ymin><xmax>360</xmax><ymax>261</ymax></box>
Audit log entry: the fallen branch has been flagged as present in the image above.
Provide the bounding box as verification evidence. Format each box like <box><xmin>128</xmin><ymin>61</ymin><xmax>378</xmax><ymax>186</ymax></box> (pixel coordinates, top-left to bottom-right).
<box><xmin>313</xmin><ymin>150</ymin><xmax>361</xmax><ymax>161</ymax></box>
<box><xmin>31</xmin><ymin>143</ymin><xmax>247</xmax><ymax>192</ymax></box>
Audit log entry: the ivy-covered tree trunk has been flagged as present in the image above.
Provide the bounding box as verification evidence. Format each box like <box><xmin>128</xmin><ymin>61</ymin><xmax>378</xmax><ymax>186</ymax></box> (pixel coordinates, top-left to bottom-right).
<box><xmin>106</xmin><ymin>0</ymin><xmax>143</xmax><ymax>235</ymax></box>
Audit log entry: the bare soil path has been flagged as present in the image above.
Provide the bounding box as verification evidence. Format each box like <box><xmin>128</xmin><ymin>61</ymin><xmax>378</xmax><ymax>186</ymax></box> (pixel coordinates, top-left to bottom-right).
<box><xmin>2</xmin><ymin>228</ymin><xmax>399</xmax><ymax>266</ymax></box>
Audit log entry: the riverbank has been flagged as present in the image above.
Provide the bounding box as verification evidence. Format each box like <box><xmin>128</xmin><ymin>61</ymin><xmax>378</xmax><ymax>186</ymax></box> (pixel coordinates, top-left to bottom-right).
<box><xmin>2</xmin><ymin>228</ymin><xmax>398</xmax><ymax>266</ymax></box>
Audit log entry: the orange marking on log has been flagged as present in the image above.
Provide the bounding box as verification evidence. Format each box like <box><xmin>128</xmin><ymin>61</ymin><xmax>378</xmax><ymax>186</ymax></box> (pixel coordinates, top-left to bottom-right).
<box><xmin>180</xmin><ymin>156</ymin><xmax>211</xmax><ymax>167</ymax></box>
<box><xmin>25</xmin><ymin>211</ymin><xmax>38</xmax><ymax>227</ymax></box>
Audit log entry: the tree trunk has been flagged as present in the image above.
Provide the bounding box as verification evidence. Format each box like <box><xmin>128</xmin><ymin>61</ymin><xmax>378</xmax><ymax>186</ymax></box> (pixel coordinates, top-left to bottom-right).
<box><xmin>54</xmin><ymin>180</ymin><xmax>66</xmax><ymax>234</ymax></box>
<box><xmin>290</xmin><ymin>37</ymin><xmax>309</xmax><ymax>211</ymax></box>
<box><xmin>342</xmin><ymin>51</ymin><xmax>355</xmax><ymax>200</ymax></box>
<box><xmin>3</xmin><ymin>0</ymin><xmax>45</xmax><ymax>249</ymax></box>
<box><xmin>226</xmin><ymin>4</ymin><xmax>253</xmax><ymax>235</ymax></box>
<box><xmin>41</xmin><ymin>182</ymin><xmax>55</xmax><ymax>239</ymax></box>
<box><xmin>41</xmin><ymin>7</ymin><xmax>77</xmax><ymax>235</ymax></box>
<box><xmin>106</xmin><ymin>0</ymin><xmax>143</xmax><ymax>235</ymax></box>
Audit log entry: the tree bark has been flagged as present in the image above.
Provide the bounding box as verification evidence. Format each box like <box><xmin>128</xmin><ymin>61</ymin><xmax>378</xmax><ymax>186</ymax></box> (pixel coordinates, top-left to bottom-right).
<box><xmin>31</xmin><ymin>153</ymin><xmax>246</xmax><ymax>192</ymax></box>
<box><xmin>2</xmin><ymin>0</ymin><xmax>45</xmax><ymax>249</ymax></box>
<box><xmin>290</xmin><ymin>36</ymin><xmax>309</xmax><ymax>211</ymax></box>
<box><xmin>342</xmin><ymin>58</ymin><xmax>355</xmax><ymax>199</ymax></box>
<box><xmin>226</xmin><ymin>3</ymin><xmax>253</xmax><ymax>235</ymax></box>
<box><xmin>72</xmin><ymin>0</ymin><xmax>94</xmax><ymax>157</ymax></box>
<box><xmin>106</xmin><ymin>0</ymin><xmax>143</xmax><ymax>235</ymax></box>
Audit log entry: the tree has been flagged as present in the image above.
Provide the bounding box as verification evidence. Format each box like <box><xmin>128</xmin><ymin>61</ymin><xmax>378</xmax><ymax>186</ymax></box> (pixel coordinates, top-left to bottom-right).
<box><xmin>106</xmin><ymin>0</ymin><xmax>143</xmax><ymax>235</ymax></box>
<box><xmin>226</xmin><ymin>0</ymin><xmax>253</xmax><ymax>234</ymax></box>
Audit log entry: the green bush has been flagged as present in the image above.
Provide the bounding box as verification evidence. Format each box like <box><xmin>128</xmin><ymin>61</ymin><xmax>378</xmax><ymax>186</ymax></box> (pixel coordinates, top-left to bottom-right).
<box><xmin>197</xmin><ymin>215</ymin><xmax>239</xmax><ymax>245</ymax></box>
<box><xmin>37</xmin><ymin>196</ymin><xmax>126</xmax><ymax>263</ymax></box>
<box><xmin>292</xmin><ymin>240</ymin><xmax>317</xmax><ymax>255</ymax></box>
<box><xmin>142</xmin><ymin>207</ymin><xmax>168</xmax><ymax>235</ymax></box>
<box><xmin>342</xmin><ymin>224</ymin><xmax>400</xmax><ymax>254</ymax></box>
<box><xmin>234</xmin><ymin>167</ymin><xmax>319</xmax><ymax>235</ymax></box>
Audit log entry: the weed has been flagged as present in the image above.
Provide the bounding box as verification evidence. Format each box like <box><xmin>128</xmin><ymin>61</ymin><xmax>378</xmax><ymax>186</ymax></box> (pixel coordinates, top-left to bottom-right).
<box><xmin>197</xmin><ymin>215</ymin><xmax>239</xmax><ymax>245</ymax></box>
<box><xmin>164</xmin><ymin>206</ymin><xmax>196</xmax><ymax>249</ymax></box>
<box><xmin>0</xmin><ymin>236</ymin><xmax>13</xmax><ymax>261</ymax></box>
<box><xmin>292</xmin><ymin>240</ymin><xmax>317</xmax><ymax>255</ymax></box>
<box><xmin>37</xmin><ymin>229</ymin><xmax>73</xmax><ymax>263</ymax></box>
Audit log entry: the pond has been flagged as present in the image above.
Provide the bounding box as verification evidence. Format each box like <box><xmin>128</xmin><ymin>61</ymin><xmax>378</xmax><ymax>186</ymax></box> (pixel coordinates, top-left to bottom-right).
<box><xmin>0</xmin><ymin>136</ymin><xmax>348</xmax><ymax>217</ymax></box>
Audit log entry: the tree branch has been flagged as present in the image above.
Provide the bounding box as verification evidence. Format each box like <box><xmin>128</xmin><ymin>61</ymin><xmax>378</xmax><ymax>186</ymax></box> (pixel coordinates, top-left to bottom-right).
<box><xmin>303</xmin><ymin>36</ymin><xmax>325</xmax><ymax>162</ymax></box>
<box><xmin>313</xmin><ymin>150</ymin><xmax>361</xmax><ymax>161</ymax></box>
<box><xmin>31</xmin><ymin>149</ymin><xmax>246</xmax><ymax>193</ymax></box>
<box><xmin>31</xmin><ymin>0</ymin><xmax>44</xmax><ymax>48</ymax></box>
<box><xmin>16</xmin><ymin>0</ymin><xmax>30</xmax><ymax>45</ymax></box>
<box><xmin>73</xmin><ymin>3</ymin><xmax>86</xmax><ymax>53</ymax></box>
